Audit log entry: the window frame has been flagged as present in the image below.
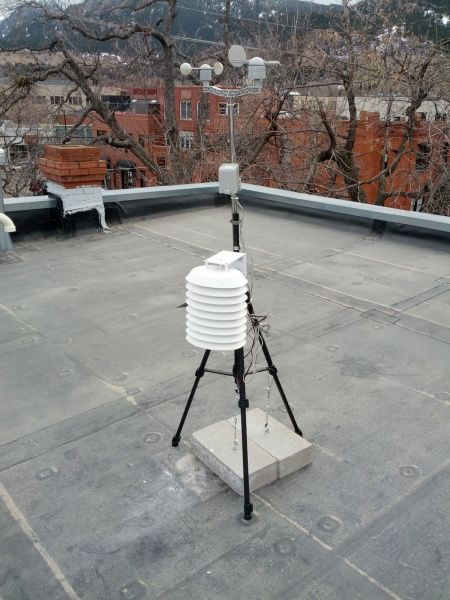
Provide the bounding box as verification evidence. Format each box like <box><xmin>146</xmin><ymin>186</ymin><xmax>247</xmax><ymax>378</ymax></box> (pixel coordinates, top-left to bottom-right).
<box><xmin>179</xmin><ymin>131</ymin><xmax>194</xmax><ymax>149</ymax></box>
<box><xmin>197</xmin><ymin>101</ymin><xmax>210</xmax><ymax>121</ymax></box>
<box><xmin>415</xmin><ymin>142</ymin><xmax>431</xmax><ymax>171</ymax></box>
<box><xmin>68</xmin><ymin>96</ymin><xmax>82</xmax><ymax>106</ymax></box>
<box><xmin>218</xmin><ymin>102</ymin><xmax>239</xmax><ymax>116</ymax></box>
<box><xmin>180</xmin><ymin>100</ymin><xmax>192</xmax><ymax>120</ymax></box>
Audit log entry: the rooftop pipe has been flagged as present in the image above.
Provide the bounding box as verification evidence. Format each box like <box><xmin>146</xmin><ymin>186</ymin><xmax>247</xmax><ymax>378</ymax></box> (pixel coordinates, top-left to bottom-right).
<box><xmin>0</xmin><ymin>213</ymin><xmax>16</xmax><ymax>233</ymax></box>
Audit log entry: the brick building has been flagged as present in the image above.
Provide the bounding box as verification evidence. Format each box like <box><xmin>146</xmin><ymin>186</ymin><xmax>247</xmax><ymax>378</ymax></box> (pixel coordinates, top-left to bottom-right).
<box><xmin>57</xmin><ymin>87</ymin><xmax>449</xmax><ymax>211</ymax></box>
<box><xmin>333</xmin><ymin>112</ymin><xmax>447</xmax><ymax>210</ymax></box>
<box><xmin>256</xmin><ymin>107</ymin><xmax>448</xmax><ymax>211</ymax></box>
<box><xmin>58</xmin><ymin>85</ymin><xmax>247</xmax><ymax>190</ymax></box>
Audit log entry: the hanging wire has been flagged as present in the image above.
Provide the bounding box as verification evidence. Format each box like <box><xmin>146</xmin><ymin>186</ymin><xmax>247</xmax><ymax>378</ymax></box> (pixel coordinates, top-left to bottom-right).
<box><xmin>244</xmin><ymin>308</ymin><xmax>271</xmax><ymax>383</ymax></box>
<box><xmin>265</xmin><ymin>373</ymin><xmax>274</xmax><ymax>433</ymax></box>
<box><xmin>233</xmin><ymin>388</ymin><xmax>239</xmax><ymax>450</ymax></box>
<box><xmin>244</xmin><ymin>327</ymin><xmax>260</xmax><ymax>383</ymax></box>
<box><xmin>235</xmin><ymin>195</ymin><xmax>273</xmax><ymax>385</ymax></box>
<box><xmin>236</xmin><ymin>197</ymin><xmax>255</xmax><ymax>299</ymax></box>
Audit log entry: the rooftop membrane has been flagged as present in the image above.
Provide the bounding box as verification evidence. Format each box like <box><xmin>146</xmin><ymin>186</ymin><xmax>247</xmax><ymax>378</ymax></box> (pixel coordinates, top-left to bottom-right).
<box><xmin>1</xmin><ymin>191</ymin><xmax>450</xmax><ymax>599</ymax></box>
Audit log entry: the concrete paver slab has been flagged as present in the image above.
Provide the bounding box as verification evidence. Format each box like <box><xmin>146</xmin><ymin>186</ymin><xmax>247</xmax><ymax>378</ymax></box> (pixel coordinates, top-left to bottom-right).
<box><xmin>190</xmin><ymin>420</ymin><xmax>278</xmax><ymax>495</ymax></box>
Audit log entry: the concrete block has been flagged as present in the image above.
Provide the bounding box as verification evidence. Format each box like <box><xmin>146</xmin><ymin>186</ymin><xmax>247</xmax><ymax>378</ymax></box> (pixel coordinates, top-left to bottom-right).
<box><xmin>46</xmin><ymin>181</ymin><xmax>66</xmax><ymax>194</ymax></box>
<box><xmin>227</xmin><ymin>408</ymin><xmax>313</xmax><ymax>478</ymax></box>
<box><xmin>81</xmin><ymin>193</ymin><xmax>103</xmax><ymax>202</ymax></box>
<box><xmin>82</xmin><ymin>186</ymin><xmax>103</xmax><ymax>195</ymax></box>
<box><xmin>47</xmin><ymin>182</ymin><xmax>84</xmax><ymax>195</ymax></box>
<box><xmin>190</xmin><ymin>420</ymin><xmax>278</xmax><ymax>496</ymax></box>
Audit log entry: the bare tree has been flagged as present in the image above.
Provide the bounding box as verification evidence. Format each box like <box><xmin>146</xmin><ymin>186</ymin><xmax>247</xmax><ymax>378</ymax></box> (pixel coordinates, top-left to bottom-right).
<box><xmin>249</xmin><ymin>0</ymin><xmax>450</xmax><ymax>212</ymax></box>
<box><xmin>2</xmin><ymin>0</ymin><xmax>450</xmax><ymax>215</ymax></box>
<box><xmin>0</xmin><ymin>0</ymin><xmax>326</xmax><ymax>194</ymax></box>
<box><xmin>0</xmin><ymin>0</ymin><xmax>211</xmax><ymax>186</ymax></box>
<box><xmin>0</xmin><ymin>88</ymin><xmax>60</xmax><ymax>196</ymax></box>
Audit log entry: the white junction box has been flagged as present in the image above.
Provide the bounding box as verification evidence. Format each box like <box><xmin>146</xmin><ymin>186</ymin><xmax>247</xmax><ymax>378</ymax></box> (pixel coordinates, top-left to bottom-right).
<box><xmin>219</xmin><ymin>163</ymin><xmax>241</xmax><ymax>195</ymax></box>
<box><xmin>205</xmin><ymin>250</ymin><xmax>247</xmax><ymax>276</ymax></box>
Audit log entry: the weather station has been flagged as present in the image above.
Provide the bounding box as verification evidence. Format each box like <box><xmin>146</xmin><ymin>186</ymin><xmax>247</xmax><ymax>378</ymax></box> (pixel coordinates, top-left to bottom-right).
<box><xmin>172</xmin><ymin>46</ymin><xmax>312</xmax><ymax>521</ymax></box>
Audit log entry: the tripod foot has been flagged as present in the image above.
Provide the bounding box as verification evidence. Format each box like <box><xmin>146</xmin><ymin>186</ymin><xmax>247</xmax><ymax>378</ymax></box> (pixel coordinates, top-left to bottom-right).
<box><xmin>172</xmin><ymin>435</ymin><xmax>181</xmax><ymax>447</ymax></box>
<box><xmin>243</xmin><ymin>503</ymin><xmax>253</xmax><ymax>521</ymax></box>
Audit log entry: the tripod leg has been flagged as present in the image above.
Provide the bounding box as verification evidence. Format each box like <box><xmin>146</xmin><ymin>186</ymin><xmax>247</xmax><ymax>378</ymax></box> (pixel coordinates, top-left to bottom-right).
<box><xmin>172</xmin><ymin>349</ymin><xmax>211</xmax><ymax>447</ymax></box>
<box><xmin>267</xmin><ymin>363</ymin><xmax>302</xmax><ymax>437</ymax></box>
<box><xmin>247</xmin><ymin>301</ymin><xmax>303</xmax><ymax>437</ymax></box>
<box><xmin>235</xmin><ymin>348</ymin><xmax>253</xmax><ymax>521</ymax></box>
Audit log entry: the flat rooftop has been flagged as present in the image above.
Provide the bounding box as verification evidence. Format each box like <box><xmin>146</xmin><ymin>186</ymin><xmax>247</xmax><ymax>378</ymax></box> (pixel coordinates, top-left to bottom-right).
<box><xmin>1</xmin><ymin>195</ymin><xmax>450</xmax><ymax>600</ymax></box>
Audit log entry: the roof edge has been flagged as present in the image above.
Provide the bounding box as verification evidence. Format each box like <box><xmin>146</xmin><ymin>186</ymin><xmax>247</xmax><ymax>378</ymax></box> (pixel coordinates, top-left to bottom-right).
<box><xmin>3</xmin><ymin>182</ymin><xmax>450</xmax><ymax>235</ymax></box>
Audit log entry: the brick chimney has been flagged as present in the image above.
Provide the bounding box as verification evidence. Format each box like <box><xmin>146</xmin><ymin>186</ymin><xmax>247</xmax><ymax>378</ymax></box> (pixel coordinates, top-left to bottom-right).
<box><xmin>38</xmin><ymin>145</ymin><xmax>107</xmax><ymax>189</ymax></box>
<box><xmin>38</xmin><ymin>145</ymin><xmax>110</xmax><ymax>230</ymax></box>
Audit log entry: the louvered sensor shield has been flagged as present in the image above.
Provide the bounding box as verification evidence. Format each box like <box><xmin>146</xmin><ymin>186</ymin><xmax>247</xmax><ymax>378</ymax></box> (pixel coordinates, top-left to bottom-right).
<box><xmin>186</xmin><ymin>252</ymin><xmax>248</xmax><ymax>351</ymax></box>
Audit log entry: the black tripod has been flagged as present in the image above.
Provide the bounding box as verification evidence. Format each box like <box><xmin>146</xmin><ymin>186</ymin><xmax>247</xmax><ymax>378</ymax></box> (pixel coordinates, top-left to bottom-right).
<box><xmin>172</xmin><ymin>208</ymin><xmax>303</xmax><ymax>521</ymax></box>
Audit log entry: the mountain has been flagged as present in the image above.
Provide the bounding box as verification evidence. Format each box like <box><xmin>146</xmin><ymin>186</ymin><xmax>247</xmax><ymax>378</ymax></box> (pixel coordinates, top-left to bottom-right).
<box><xmin>357</xmin><ymin>0</ymin><xmax>450</xmax><ymax>41</ymax></box>
<box><xmin>2</xmin><ymin>0</ymin><xmax>448</xmax><ymax>55</ymax></box>
<box><xmin>0</xmin><ymin>0</ymin><xmax>340</xmax><ymax>51</ymax></box>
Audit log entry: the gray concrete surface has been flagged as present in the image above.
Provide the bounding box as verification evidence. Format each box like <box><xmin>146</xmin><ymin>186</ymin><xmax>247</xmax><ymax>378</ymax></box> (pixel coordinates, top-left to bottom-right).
<box><xmin>190</xmin><ymin>420</ymin><xmax>278</xmax><ymax>495</ymax></box>
<box><xmin>227</xmin><ymin>408</ymin><xmax>313</xmax><ymax>478</ymax></box>
<box><xmin>0</xmin><ymin>202</ymin><xmax>450</xmax><ymax>600</ymax></box>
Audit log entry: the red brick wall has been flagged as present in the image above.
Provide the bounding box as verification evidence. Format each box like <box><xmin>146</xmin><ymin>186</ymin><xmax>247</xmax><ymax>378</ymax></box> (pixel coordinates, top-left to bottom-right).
<box><xmin>54</xmin><ymin>92</ymin><xmax>448</xmax><ymax>208</ymax></box>
<box><xmin>38</xmin><ymin>145</ymin><xmax>107</xmax><ymax>189</ymax></box>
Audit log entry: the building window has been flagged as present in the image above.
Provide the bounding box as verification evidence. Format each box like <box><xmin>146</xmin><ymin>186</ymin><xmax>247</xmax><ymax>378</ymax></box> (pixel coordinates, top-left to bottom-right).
<box><xmin>122</xmin><ymin>169</ymin><xmax>136</xmax><ymax>189</ymax></box>
<box><xmin>10</xmin><ymin>144</ymin><xmax>28</xmax><ymax>160</ymax></box>
<box><xmin>443</xmin><ymin>142</ymin><xmax>450</xmax><ymax>163</ymax></box>
<box><xmin>179</xmin><ymin>132</ymin><xmax>194</xmax><ymax>149</ymax></box>
<box><xmin>197</xmin><ymin>101</ymin><xmax>210</xmax><ymax>121</ymax></box>
<box><xmin>148</xmin><ymin>103</ymin><xmax>161</xmax><ymax>115</ymax></box>
<box><xmin>218</xmin><ymin>102</ymin><xmax>239</xmax><ymax>116</ymax></box>
<box><xmin>415</xmin><ymin>143</ymin><xmax>431</xmax><ymax>170</ymax></box>
<box><xmin>50</xmin><ymin>96</ymin><xmax>64</xmax><ymax>105</ymax></box>
<box><xmin>180</xmin><ymin>101</ymin><xmax>192</xmax><ymax>120</ymax></box>
<box><xmin>35</xmin><ymin>95</ymin><xmax>46</xmax><ymax>103</ymax></box>
<box><xmin>68</xmin><ymin>96</ymin><xmax>81</xmax><ymax>105</ymax></box>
